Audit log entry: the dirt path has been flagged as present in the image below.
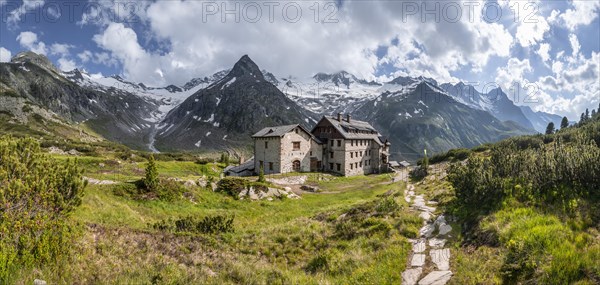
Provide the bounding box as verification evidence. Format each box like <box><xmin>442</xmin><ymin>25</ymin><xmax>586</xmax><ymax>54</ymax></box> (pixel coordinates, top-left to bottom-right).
<box><xmin>401</xmin><ymin>184</ymin><xmax>453</xmax><ymax>285</ymax></box>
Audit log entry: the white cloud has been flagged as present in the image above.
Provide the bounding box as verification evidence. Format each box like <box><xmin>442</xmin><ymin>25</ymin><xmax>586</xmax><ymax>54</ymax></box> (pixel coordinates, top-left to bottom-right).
<box><xmin>496</xmin><ymin>58</ymin><xmax>533</xmax><ymax>92</ymax></box>
<box><xmin>568</xmin><ymin>34</ymin><xmax>580</xmax><ymax>57</ymax></box>
<box><xmin>50</xmin><ymin>43</ymin><xmax>73</xmax><ymax>57</ymax></box>
<box><xmin>88</xmin><ymin>0</ymin><xmax>512</xmax><ymax>86</ymax></box>
<box><xmin>559</xmin><ymin>1</ymin><xmax>600</xmax><ymax>31</ymax></box>
<box><xmin>7</xmin><ymin>0</ymin><xmax>45</xmax><ymax>27</ymax></box>
<box><xmin>77</xmin><ymin>50</ymin><xmax>93</xmax><ymax>62</ymax></box>
<box><xmin>16</xmin><ymin>31</ymin><xmax>47</xmax><ymax>55</ymax></box>
<box><xmin>0</xmin><ymin>47</ymin><xmax>12</xmax><ymax>62</ymax></box>
<box><xmin>79</xmin><ymin>0</ymin><xmax>151</xmax><ymax>27</ymax></box>
<box><xmin>57</xmin><ymin>58</ymin><xmax>77</xmax><ymax>71</ymax></box>
<box><xmin>93</xmin><ymin>22</ymin><xmax>165</xmax><ymax>82</ymax></box>
<box><xmin>515</xmin><ymin>18</ymin><xmax>550</xmax><ymax>47</ymax></box>
<box><xmin>536</xmin><ymin>43</ymin><xmax>551</xmax><ymax>62</ymax></box>
<box><xmin>534</xmin><ymin>52</ymin><xmax>600</xmax><ymax>119</ymax></box>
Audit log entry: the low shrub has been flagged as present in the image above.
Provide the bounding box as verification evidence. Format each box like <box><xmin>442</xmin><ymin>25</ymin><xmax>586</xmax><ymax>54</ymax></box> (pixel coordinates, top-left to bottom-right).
<box><xmin>0</xmin><ymin>136</ymin><xmax>86</xmax><ymax>282</ymax></box>
<box><xmin>152</xmin><ymin>214</ymin><xmax>235</xmax><ymax>234</ymax></box>
<box><xmin>409</xmin><ymin>166</ymin><xmax>428</xmax><ymax>181</ymax></box>
<box><xmin>216</xmin><ymin>177</ymin><xmax>272</xmax><ymax>198</ymax></box>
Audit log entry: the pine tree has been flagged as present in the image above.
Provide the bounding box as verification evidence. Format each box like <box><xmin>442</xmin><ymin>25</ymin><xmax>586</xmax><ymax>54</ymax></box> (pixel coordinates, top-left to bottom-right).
<box><xmin>144</xmin><ymin>154</ymin><xmax>159</xmax><ymax>191</ymax></box>
<box><xmin>560</xmin><ymin>116</ymin><xmax>569</xmax><ymax>129</ymax></box>
<box><xmin>257</xmin><ymin>165</ymin><xmax>266</xmax><ymax>183</ymax></box>
<box><xmin>592</xmin><ymin>109</ymin><xmax>597</xmax><ymax>118</ymax></box>
<box><xmin>585</xmin><ymin>108</ymin><xmax>590</xmax><ymax>120</ymax></box>
<box><xmin>545</xmin><ymin>122</ymin><xmax>555</xmax><ymax>134</ymax></box>
<box><xmin>580</xmin><ymin>113</ymin><xmax>586</xmax><ymax>124</ymax></box>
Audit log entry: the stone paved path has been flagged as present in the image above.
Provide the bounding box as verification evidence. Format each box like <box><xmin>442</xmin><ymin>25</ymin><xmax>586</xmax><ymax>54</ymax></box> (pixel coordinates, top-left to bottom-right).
<box><xmin>401</xmin><ymin>184</ymin><xmax>453</xmax><ymax>285</ymax></box>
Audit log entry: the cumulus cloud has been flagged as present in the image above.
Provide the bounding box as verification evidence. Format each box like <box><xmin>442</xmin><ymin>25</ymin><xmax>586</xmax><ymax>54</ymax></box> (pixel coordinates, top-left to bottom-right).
<box><xmin>57</xmin><ymin>58</ymin><xmax>77</xmax><ymax>71</ymax></box>
<box><xmin>79</xmin><ymin>0</ymin><xmax>151</xmax><ymax>27</ymax></box>
<box><xmin>7</xmin><ymin>0</ymin><xmax>45</xmax><ymax>27</ymax></box>
<box><xmin>17</xmin><ymin>31</ymin><xmax>47</xmax><ymax>55</ymax></box>
<box><xmin>50</xmin><ymin>43</ymin><xmax>74</xmax><ymax>57</ymax></box>
<box><xmin>88</xmin><ymin>0</ymin><xmax>515</xmax><ymax>86</ymax></box>
<box><xmin>536</xmin><ymin>43</ymin><xmax>551</xmax><ymax>63</ymax></box>
<box><xmin>568</xmin><ymin>34</ymin><xmax>580</xmax><ymax>57</ymax></box>
<box><xmin>559</xmin><ymin>1</ymin><xmax>600</xmax><ymax>31</ymax></box>
<box><xmin>0</xmin><ymin>47</ymin><xmax>12</xmax><ymax>62</ymax></box>
<box><xmin>534</xmin><ymin>51</ymin><xmax>600</xmax><ymax>119</ymax></box>
<box><xmin>495</xmin><ymin>58</ymin><xmax>533</xmax><ymax>92</ymax></box>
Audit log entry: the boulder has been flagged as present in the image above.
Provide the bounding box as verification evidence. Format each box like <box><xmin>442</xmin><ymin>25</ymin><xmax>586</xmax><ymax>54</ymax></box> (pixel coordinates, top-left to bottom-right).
<box><xmin>419</xmin><ymin>224</ymin><xmax>435</xmax><ymax>238</ymax></box>
<box><xmin>300</xmin><ymin>185</ymin><xmax>319</xmax><ymax>192</ymax></box>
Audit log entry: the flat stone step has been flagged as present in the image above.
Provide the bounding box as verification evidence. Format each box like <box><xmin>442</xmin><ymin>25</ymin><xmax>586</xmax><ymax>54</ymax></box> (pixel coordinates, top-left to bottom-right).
<box><xmin>430</xmin><ymin>248</ymin><xmax>451</xmax><ymax>270</ymax></box>
<box><xmin>418</xmin><ymin>271</ymin><xmax>453</xmax><ymax>285</ymax></box>
<box><xmin>419</xmin><ymin>211</ymin><xmax>432</xmax><ymax>221</ymax></box>
<box><xmin>401</xmin><ymin>267</ymin><xmax>422</xmax><ymax>285</ymax></box>
<box><xmin>411</xmin><ymin>254</ymin><xmax>426</xmax><ymax>267</ymax></box>
<box><xmin>412</xmin><ymin>239</ymin><xmax>426</xmax><ymax>253</ymax></box>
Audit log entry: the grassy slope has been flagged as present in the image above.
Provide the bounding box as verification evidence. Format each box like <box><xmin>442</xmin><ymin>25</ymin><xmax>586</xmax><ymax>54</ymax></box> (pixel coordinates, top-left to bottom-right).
<box><xmin>14</xmin><ymin>155</ymin><xmax>422</xmax><ymax>284</ymax></box>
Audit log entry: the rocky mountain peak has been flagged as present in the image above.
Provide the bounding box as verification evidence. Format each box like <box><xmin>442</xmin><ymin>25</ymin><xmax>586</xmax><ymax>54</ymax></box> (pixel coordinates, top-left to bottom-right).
<box><xmin>11</xmin><ymin>51</ymin><xmax>60</xmax><ymax>74</ymax></box>
<box><xmin>229</xmin><ymin>55</ymin><xmax>264</xmax><ymax>79</ymax></box>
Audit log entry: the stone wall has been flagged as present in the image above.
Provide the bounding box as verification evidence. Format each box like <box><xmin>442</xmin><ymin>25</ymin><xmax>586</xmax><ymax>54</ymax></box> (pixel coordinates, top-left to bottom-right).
<box><xmin>280</xmin><ymin>128</ymin><xmax>314</xmax><ymax>173</ymax></box>
<box><xmin>344</xmin><ymin>139</ymin><xmax>381</xmax><ymax>176</ymax></box>
<box><xmin>254</xmin><ymin>137</ymin><xmax>281</xmax><ymax>174</ymax></box>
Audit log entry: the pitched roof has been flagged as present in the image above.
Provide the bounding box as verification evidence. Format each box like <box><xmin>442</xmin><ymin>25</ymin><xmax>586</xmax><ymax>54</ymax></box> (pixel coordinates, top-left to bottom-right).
<box><xmin>318</xmin><ymin>116</ymin><xmax>384</xmax><ymax>143</ymax></box>
<box><xmin>252</xmin><ymin>124</ymin><xmax>323</xmax><ymax>143</ymax></box>
<box><xmin>224</xmin><ymin>159</ymin><xmax>255</xmax><ymax>174</ymax></box>
<box><xmin>252</xmin><ymin>124</ymin><xmax>299</xmax><ymax>138</ymax></box>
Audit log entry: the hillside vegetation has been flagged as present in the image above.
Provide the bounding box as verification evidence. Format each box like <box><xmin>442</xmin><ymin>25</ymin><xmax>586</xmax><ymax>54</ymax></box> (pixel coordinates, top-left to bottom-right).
<box><xmin>446</xmin><ymin>111</ymin><xmax>600</xmax><ymax>284</ymax></box>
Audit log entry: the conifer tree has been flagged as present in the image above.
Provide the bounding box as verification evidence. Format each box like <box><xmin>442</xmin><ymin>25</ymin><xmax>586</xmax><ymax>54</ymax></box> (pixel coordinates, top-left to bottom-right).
<box><xmin>560</xmin><ymin>116</ymin><xmax>569</xmax><ymax>129</ymax></box>
<box><xmin>144</xmin><ymin>154</ymin><xmax>159</xmax><ymax>191</ymax></box>
<box><xmin>545</xmin><ymin>122</ymin><xmax>555</xmax><ymax>134</ymax></box>
<box><xmin>257</xmin><ymin>165</ymin><xmax>266</xmax><ymax>183</ymax></box>
<box><xmin>585</xmin><ymin>108</ymin><xmax>590</xmax><ymax>120</ymax></box>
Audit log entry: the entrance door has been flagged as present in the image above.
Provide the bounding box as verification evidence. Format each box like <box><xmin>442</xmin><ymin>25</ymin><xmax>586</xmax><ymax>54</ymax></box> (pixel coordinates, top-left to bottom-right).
<box><xmin>310</xmin><ymin>158</ymin><xmax>319</xmax><ymax>172</ymax></box>
<box><xmin>293</xmin><ymin>160</ymin><xmax>301</xmax><ymax>172</ymax></box>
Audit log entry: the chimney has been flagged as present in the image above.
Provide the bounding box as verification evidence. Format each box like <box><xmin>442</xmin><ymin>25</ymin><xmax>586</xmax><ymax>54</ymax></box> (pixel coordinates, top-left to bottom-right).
<box><xmin>346</xmin><ymin>114</ymin><xmax>351</xmax><ymax>123</ymax></box>
<box><xmin>337</xmin><ymin>113</ymin><xmax>342</xmax><ymax>122</ymax></box>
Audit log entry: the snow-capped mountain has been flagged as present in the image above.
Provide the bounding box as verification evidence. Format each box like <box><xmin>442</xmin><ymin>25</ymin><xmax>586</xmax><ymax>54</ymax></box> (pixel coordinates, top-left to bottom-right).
<box><xmin>153</xmin><ymin>55</ymin><xmax>316</xmax><ymax>151</ymax></box>
<box><xmin>63</xmin><ymin>68</ymin><xmax>230</xmax><ymax>122</ymax></box>
<box><xmin>440</xmin><ymin>82</ymin><xmax>535</xmax><ymax>131</ymax></box>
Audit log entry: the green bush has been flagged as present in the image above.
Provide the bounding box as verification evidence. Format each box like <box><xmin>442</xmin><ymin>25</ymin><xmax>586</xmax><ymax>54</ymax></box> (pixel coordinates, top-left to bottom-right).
<box><xmin>409</xmin><ymin>166</ymin><xmax>428</xmax><ymax>181</ymax></box>
<box><xmin>152</xmin><ymin>214</ymin><xmax>235</xmax><ymax>234</ymax></box>
<box><xmin>216</xmin><ymin>177</ymin><xmax>272</xmax><ymax>198</ymax></box>
<box><xmin>448</xmin><ymin>120</ymin><xmax>600</xmax><ymax>218</ymax></box>
<box><xmin>0</xmin><ymin>136</ymin><xmax>86</xmax><ymax>281</ymax></box>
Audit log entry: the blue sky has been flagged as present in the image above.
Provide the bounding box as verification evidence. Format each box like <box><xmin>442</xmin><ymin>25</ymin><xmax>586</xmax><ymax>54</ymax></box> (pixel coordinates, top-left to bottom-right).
<box><xmin>0</xmin><ymin>0</ymin><xmax>598</xmax><ymax>119</ymax></box>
